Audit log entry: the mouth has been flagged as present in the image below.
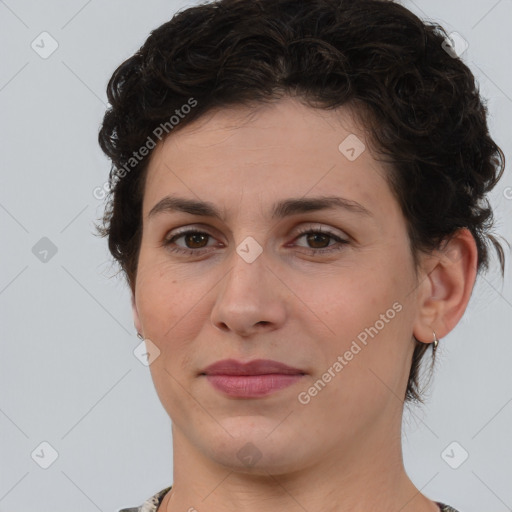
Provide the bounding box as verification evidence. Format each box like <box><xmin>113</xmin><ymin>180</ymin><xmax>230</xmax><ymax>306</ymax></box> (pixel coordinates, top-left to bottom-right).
<box><xmin>200</xmin><ymin>359</ymin><xmax>306</xmax><ymax>398</ymax></box>
<box><xmin>201</xmin><ymin>358</ymin><xmax>306</xmax><ymax>376</ymax></box>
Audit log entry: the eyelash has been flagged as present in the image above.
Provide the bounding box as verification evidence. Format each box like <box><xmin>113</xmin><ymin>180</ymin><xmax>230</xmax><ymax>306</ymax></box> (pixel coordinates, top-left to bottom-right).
<box><xmin>162</xmin><ymin>226</ymin><xmax>349</xmax><ymax>256</ymax></box>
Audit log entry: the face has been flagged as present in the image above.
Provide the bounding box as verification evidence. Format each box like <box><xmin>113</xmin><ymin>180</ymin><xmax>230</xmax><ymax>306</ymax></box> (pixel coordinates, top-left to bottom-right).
<box><xmin>132</xmin><ymin>96</ymin><xmax>423</xmax><ymax>474</ymax></box>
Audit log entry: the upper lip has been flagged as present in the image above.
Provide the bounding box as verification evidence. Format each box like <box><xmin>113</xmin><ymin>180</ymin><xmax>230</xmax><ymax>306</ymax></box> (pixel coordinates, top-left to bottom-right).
<box><xmin>201</xmin><ymin>359</ymin><xmax>306</xmax><ymax>376</ymax></box>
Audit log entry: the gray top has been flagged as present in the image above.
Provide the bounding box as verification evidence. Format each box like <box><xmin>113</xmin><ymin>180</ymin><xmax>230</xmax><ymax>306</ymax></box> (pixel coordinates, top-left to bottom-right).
<box><xmin>118</xmin><ymin>486</ymin><xmax>461</xmax><ymax>512</ymax></box>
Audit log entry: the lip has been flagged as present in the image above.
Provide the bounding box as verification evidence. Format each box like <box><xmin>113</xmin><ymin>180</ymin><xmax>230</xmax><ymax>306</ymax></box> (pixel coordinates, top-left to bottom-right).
<box><xmin>200</xmin><ymin>359</ymin><xmax>306</xmax><ymax>398</ymax></box>
<box><xmin>201</xmin><ymin>358</ymin><xmax>305</xmax><ymax>376</ymax></box>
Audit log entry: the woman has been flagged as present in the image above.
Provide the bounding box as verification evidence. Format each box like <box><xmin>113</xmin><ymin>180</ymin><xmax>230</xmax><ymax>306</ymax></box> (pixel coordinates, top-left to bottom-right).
<box><xmin>97</xmin><ymin>0</ymin><xmax>507</xmax><ymax>511</ymax></box>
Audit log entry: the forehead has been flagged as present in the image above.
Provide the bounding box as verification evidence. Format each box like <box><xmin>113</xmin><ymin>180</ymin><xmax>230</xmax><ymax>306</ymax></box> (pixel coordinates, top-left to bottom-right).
<box><xmin>142</xmin><ymin>97</ymin><xmax>397</xmax><ymax>224</ymax></box>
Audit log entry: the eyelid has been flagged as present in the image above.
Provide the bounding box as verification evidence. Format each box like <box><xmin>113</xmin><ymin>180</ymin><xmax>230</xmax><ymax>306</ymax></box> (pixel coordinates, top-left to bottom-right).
<box><xmin>292</xmin><ymin>223</ymin><xmax>348</xmax><ymax>239</ymax></box>
<box><xmin>165</xmin><ymin>223</ymin><xmax>224</xmax><ymax>240</ymax></box>
<box><xmin>164</xmin><ymin>222</ymin><xmax>348</xmax><ymax>242</ymax></box>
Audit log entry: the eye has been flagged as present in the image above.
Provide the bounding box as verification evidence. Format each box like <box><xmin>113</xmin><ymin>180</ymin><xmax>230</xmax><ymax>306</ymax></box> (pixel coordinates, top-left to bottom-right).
<box><xmin>162</xmin><ymin>225</ymin><xmax>349</xmax><ymax>256</ymax></box>
<box><xmin>162</xmin><ymin>229</ymin><xmax>220</xmax><ymax>256</ymax></box>
<box><xmin>291</xmin><ymin>226</ymin><xmax>349</xmax><ymax>255</ymax></box>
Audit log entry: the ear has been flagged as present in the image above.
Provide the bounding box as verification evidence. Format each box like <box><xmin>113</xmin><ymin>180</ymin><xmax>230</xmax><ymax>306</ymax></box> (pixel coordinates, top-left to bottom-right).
<box><xmin>131</xmin><ymin>292</ymin><xmax>142</xmax><ymax>336</ymax></box>
<box><xmin>413</xmin><ymin>228</ymin><xmax>478</xmax><ymax>344</ymax></box>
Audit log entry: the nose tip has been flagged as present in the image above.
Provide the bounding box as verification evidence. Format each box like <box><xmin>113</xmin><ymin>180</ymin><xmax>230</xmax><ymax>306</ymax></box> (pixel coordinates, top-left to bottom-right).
<box><xmin>210</xmin><ymin>257</ymin><xmax>287</xmax><ymax>338</ymax></box>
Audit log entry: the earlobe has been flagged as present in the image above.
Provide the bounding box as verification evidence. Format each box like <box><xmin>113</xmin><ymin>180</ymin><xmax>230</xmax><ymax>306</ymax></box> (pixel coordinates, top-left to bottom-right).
<box><xmin>413</xmin><ymin>228</ymin><xmax>478</xmax><ymax>344</ymax></box>
<box><xmin>131</xmin><ymin>293</ymin><xmax>142</xmax><ymax>335</ymax></box>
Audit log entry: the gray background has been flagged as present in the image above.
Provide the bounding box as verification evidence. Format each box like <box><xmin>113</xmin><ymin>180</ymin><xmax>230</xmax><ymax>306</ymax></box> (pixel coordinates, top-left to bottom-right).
<box><xmin>1</xmin><ymin>0</ymin><xmax>511</xmax><ymax>511</ymax></box>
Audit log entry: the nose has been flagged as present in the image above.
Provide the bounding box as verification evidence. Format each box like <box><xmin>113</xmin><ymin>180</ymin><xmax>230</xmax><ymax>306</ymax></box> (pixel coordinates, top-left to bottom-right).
<box><xmin>210</xmin><ymin>247</ymin><xmax>287</xmax><ymax>337</ymax></box>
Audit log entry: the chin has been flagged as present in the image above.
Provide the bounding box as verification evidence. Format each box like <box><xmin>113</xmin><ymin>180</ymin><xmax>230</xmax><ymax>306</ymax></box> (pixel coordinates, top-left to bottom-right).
<box><xmin>201</xmin><ymin>420</ymin><xmax>310</xmax><ymax>475</ymax></box>
<box><xmin>211</xmin><ymin>447</ymin><xmax>307</xmax><ymax>476</ymax></box>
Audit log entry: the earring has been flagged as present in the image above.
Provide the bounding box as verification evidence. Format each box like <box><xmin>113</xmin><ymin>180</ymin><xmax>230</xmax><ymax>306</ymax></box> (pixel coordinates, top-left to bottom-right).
<box><xmin>137</xmin><ymin>332</ymin><xmax>144</xmax><ymax>340</ymax></box>
<box><xmin>432</xmin><ymin>330</ymin><xmax>439</xmax><ymax>352</ymax></box>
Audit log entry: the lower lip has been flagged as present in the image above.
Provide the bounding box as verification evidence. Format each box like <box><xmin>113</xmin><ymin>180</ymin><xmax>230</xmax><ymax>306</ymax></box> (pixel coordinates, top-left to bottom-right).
<box><xmin>205</xmin><ymin>374</ymin><xmax>304</xmax><ymax>398</ymax></box>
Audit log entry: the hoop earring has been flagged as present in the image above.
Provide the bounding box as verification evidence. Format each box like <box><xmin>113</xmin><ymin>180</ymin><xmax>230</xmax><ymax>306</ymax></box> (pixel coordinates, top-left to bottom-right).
<box><xmin>432</xmin><ymin>330</ymin><xmax>439</xmax><ymax>352</ymax></box>
<box><xmin>137</xmin><ymin>332</ymin><xmax>144</xmax><ymax>340</ymax></box>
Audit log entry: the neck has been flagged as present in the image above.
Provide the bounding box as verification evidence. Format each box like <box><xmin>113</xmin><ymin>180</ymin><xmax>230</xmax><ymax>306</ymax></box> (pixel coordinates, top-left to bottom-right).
<box><xmin>159</xmin><ymin>412</ymin><xmax>439</xmax><ymax>512</ymax></box>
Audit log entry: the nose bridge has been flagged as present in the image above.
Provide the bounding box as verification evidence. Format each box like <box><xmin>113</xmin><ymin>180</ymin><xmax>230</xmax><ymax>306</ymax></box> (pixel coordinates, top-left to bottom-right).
<box><xmin>223</xmin><ymin>240</ymin><xmax>268</xmax><ymax>304</ymax></box>
<box><xmin>210</xmin><ymin>240</ymin><xmax>286</xmax><ymax>335</ymax></box>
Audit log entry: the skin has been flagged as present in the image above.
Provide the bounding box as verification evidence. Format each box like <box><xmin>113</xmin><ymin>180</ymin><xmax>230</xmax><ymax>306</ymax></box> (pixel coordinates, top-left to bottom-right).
<box><xmin>131</xmin><ymin>96</ymin><xmax>477</xmax><ymax>512</ymax></box>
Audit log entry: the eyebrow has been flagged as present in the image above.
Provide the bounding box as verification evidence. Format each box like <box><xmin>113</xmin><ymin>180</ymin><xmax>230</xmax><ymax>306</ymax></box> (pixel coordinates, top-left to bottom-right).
<box><xmin>147</xmin><ymin>195</ymin><xmax>373</xmax><ymax>221</ymax></box>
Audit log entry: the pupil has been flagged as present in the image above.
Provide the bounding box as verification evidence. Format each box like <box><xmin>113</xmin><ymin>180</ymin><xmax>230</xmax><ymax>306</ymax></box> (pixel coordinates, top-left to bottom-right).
<box><xmin>308</xmin><ymin>233</ymin><xmax>329</xmax><ymax>248</ymax></box>
<box><xmin>187</xmin><ymin>233</ymin><xmax>207</xmax><ymax>248</ymax></box>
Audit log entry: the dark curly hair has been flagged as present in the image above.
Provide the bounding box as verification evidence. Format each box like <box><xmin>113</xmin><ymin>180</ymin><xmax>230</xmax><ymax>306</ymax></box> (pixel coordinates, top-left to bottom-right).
<box><xmin>97</xmin><ymin>0</ymin><xmax>507</xmax><ymax>404</ymax></box>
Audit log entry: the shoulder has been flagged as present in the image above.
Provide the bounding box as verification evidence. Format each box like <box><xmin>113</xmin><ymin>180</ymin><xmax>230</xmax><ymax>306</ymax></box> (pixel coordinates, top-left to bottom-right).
<box><xmin>437</xmin><ymin>502</ymin><xmax>462</xmax><ymax>512</ymax></box>
<box><xmin>118</xmin><ymin>486</ymin><xmax>172</xmax><ymax>512</ymax></box>
<box><xmin>119</xmin><ymin>491</ymin><xmax>458</xmax><ymax>512</ymax></box>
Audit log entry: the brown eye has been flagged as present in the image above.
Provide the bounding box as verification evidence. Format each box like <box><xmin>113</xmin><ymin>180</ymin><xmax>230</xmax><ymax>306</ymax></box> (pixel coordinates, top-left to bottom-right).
<box><xmin>183</xmin><ymin>232</ymin><xmax>209</xmax><ymax>249</ymax></box>
<box><xmin>163</xmin><ymin>230</ymin><xmax>218</xmax><ymax>255</ymax></box>
<box><xmin>293</xmin><ymin>227</ymin><xmax>349</xmax><ymax>255</ymax></box>
<box><xmin>305</xmin><ymin>232</ymin><xmax>331</xmax><ymax>249</ymax></box>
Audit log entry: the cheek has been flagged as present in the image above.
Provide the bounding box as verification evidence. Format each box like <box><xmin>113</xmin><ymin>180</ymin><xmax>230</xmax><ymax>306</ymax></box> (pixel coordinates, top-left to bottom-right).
<box><xmin>293</xmin><ymin>262</ymin><xmax>391</xmax><ymax>332</ymax></box>
<box><xmin>135</xmin><ymin>260</ymin><xmax>209</xmax><ymax>351</ymax></box>
<box><xmin>296</xmin><ymin>257</ymin><xmax>413</xmax><ymax>387</ymax></box>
